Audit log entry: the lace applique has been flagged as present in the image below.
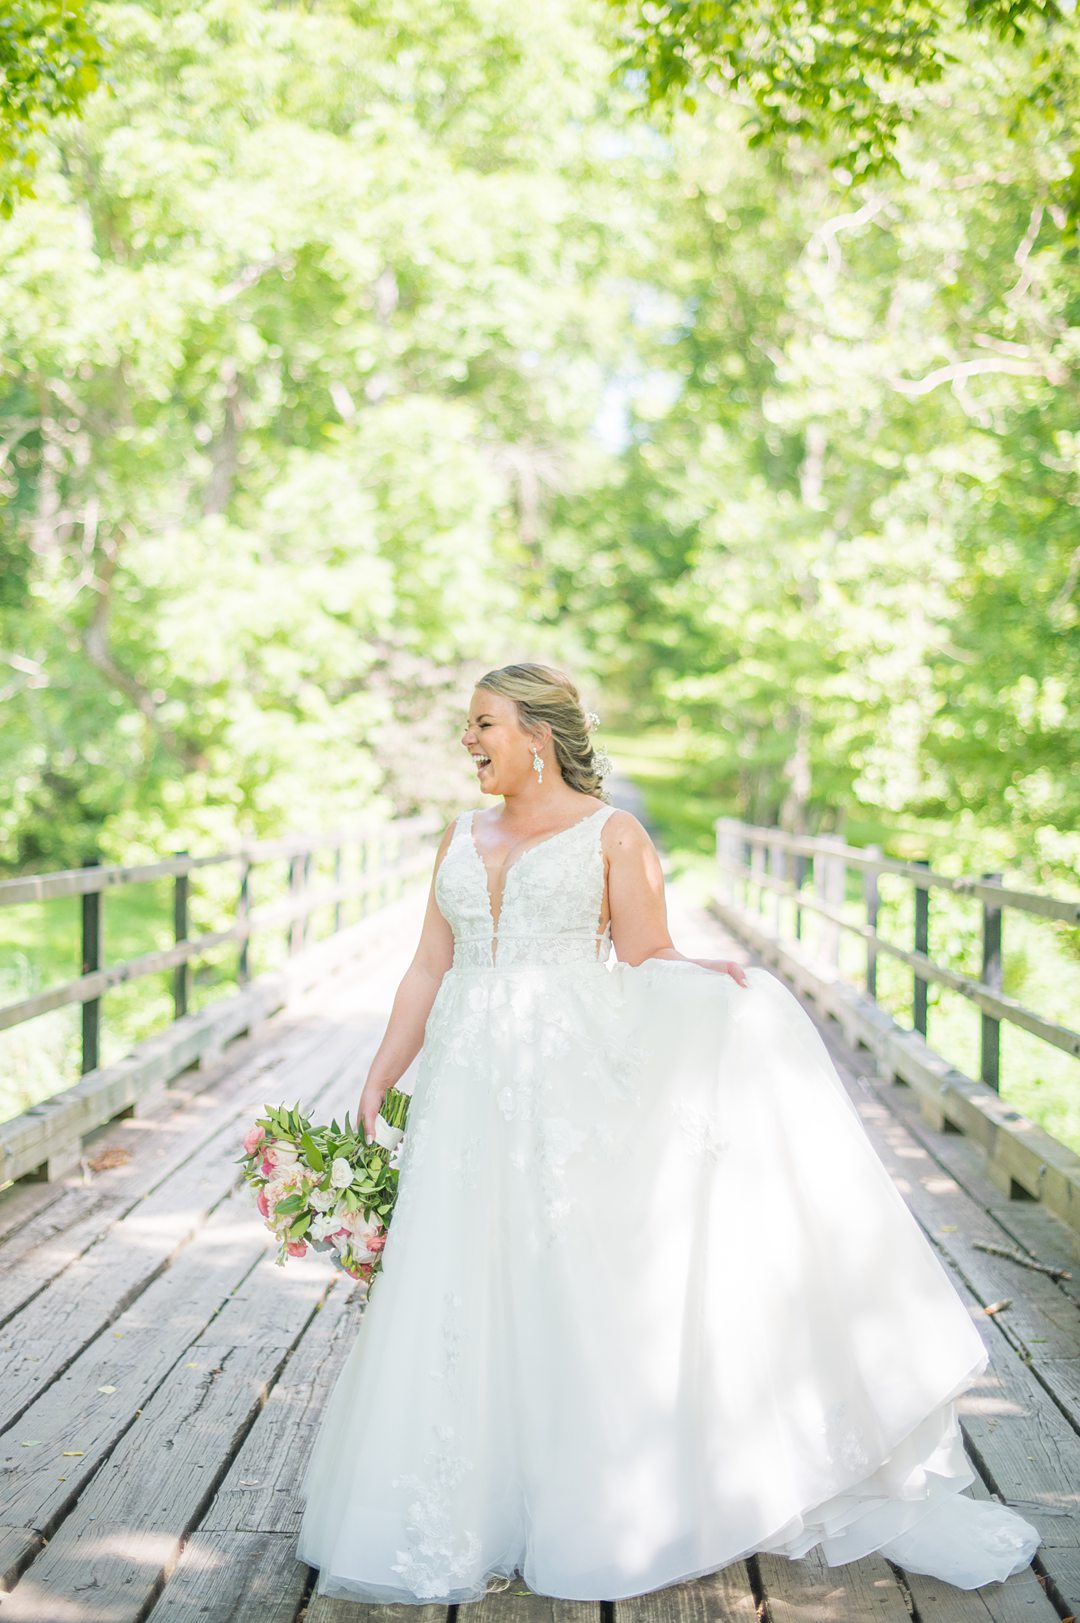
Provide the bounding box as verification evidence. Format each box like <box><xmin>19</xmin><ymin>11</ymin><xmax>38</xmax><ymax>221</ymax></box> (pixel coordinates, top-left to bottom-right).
<box><xmin>497</xmin><ymin>1085</ymin><xmax>517</xmax><ymax>1120</ymax></box>
<box><xmin>436</xmin><ymin>806</ymin><xmax>614</xmax><ymax>970</ymax></box>
<box><xmin>814</xmin><ymin>1395</ymin><xmax>875</xmax><ymax>1475</ymax></box>
<box><xmin>428</xmin><ymin>1289</ymin><xmax>463</xmax><ymax>1385</ymax></box>
<box><xmin>508</xmin><ymin>1112</ymin><xmax>589</xmax><ymax>1250</ymax></box>
<box><xmin>592</xmin><ymin>1119</ymin><xmax>620</xmax><ymax>1156</ymax></box>
<box><xmin>672</xmin><ymin>1101</ymin><xmax>731</xmax><ymax>1161</ymax></box>
<box><xmin>389</xmin><ymin>1423</ymin><xmax>482</xmax><ymax>1599</ymax></box>
<box><xmin>456</xmin><ymin>1133</ymin><xmax>480</xmax><ymax>1183</ymax></box>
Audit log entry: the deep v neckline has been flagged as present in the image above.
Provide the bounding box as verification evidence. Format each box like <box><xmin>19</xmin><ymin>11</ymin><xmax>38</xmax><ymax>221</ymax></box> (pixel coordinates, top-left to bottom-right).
<box><xmin>466</xmin><ymin>805</ymin><xmax>607</xmax><ymax>939</ymax></box>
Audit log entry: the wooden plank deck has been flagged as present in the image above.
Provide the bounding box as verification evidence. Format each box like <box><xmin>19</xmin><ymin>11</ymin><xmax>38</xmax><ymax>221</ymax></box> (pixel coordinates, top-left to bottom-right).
<box><xmin>0</xmin><ymin>878</ymin><xmax>1075</xmax><ymax>1623</ymax></box>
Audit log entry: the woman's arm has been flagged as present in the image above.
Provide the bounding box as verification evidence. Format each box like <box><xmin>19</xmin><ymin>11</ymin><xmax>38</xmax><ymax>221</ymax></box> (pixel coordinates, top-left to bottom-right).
<box><xmin>357</xmin><ymin>817</ymin><xmax>458</xmax><ymax>1139</ymax></box>
<box><xmin>605</xmin><ymin>810</ymin><xmax>749</xmax><ymax>986</ymax></box>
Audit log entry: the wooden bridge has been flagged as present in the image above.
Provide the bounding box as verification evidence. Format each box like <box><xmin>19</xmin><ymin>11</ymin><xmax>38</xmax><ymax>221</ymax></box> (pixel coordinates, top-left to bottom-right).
<box><xmin>0</xmin><ymin>799</ymin><xmax>1077</xmax><ymax>1622</ymax></box>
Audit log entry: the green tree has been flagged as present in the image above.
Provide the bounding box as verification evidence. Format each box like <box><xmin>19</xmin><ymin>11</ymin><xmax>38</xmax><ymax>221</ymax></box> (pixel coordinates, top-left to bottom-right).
<box><xmin>0</xmin><ymin>0</ymin><xmax>640</xmax><ymax>864</ymax></box>
<box><xmin>0</xmin><ymin>1</ymin><xmax>106</xmax><ymax>215</ymax></box>
<box><xmin>608</xmin><ymin>0</ymin><xmax>1079</xmax><ymax>193</ymax></box>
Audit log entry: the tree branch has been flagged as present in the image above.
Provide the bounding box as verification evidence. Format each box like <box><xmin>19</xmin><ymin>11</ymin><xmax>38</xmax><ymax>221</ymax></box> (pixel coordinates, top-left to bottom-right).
<box><xmin>890</xmin><ymin>354</ymin><xmax>1064</xmax><ymax>396</ymax></box>
<box><xmin>82</xmin><ymin>531</ymin><xmax>201</xmax><ymax>766</ymax></box>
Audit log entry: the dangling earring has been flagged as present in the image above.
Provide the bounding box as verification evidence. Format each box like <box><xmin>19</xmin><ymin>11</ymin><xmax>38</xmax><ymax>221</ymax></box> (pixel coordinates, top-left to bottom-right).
<box><xmin>531</xmin><ymin>746</ymin><xmax>544</xmax><ymax>784</ymax></box>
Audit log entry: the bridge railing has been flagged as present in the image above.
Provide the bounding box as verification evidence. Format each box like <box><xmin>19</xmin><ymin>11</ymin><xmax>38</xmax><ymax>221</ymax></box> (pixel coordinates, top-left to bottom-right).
<box><xmin>0</xmin><ymin>812</ymin><xmax>440</xmax><ymax>1188</ymax></box>
<box><xmin>713</xmin><ymin>818</ymin><xmax>1080</xmax><ymax>1234</ymax></box>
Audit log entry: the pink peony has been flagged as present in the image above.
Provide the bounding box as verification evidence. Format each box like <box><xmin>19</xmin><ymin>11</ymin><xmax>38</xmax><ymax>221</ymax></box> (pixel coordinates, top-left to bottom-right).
<box><xmin>243</xmin><ymin>1124</ymin><xmax>266</xmax><ymax>1156</ymax></box>
<box><xmin>366</xmin><ymin>1231</ymin><xmax>387</xmax><ymax>1253</ymax></box>
<box><xmin>287</xmin><ymin>1238</ymin><xmax>308</xmax><ymax>1257</ymax></box>
<box><xmin>260</xmin><ymin>1155</ymin><xmax>274</xmax><ymax>1177</ymax></box>
<box><xmin>256</xmin><ymin>1189</ymin><xmax>269</xmax><ymax>1218</ymax></box>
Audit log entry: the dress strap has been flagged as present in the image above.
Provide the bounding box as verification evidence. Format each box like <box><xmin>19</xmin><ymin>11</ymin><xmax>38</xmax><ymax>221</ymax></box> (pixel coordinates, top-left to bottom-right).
<box><xmin>442</xmin><ymin>811</ymin><xmax>471</xmax><ymax>861</ymax></box>
<box><xmin>590</xmin><ymin>803</ymin><xmax>619</xmax><ymax>845</ymax></box>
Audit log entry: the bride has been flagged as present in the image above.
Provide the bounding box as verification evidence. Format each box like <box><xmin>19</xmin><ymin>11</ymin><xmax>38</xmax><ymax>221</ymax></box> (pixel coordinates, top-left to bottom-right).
<box><xmin>296</xmin><ymin>660</ymin><xmax>1041</xmax><ymax>1603</ymax></box>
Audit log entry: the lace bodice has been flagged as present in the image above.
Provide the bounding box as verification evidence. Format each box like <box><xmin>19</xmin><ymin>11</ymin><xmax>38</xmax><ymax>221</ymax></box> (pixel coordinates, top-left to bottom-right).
<box><xmin>435</xmin><ymin>804</ymin><xmax>617</xmax><ymax>969</ymax></box>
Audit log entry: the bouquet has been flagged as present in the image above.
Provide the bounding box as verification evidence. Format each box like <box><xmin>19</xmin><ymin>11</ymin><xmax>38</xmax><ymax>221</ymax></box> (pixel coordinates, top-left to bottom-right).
<box><xmin>237</xmin><ymin>1086</ymin><xmax>411</xmax><ymax>1291</ymax></box>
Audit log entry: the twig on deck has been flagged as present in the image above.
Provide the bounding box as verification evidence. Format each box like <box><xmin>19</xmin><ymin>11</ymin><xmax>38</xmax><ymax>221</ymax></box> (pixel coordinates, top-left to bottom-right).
<box><xmin>972</xmin><ymin>1240</ymin><xmax>1072</xmax><ymax>1281</ymax></box>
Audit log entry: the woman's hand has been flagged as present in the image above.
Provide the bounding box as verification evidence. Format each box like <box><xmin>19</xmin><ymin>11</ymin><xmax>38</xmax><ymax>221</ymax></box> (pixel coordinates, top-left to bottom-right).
<box><xmin>604</xmin><ymin>815</ymin><xmax>751</xmax><ymax>993</ymax></box>
<box><xmin>707</xmin><ymin>958</ymin><xmax>750</xmax><ymax>988</ymax></box>
<box><xmin>358</xmin><ymin>1076</ymin><xmax>389</xmax><ymax>1144</ymax></box>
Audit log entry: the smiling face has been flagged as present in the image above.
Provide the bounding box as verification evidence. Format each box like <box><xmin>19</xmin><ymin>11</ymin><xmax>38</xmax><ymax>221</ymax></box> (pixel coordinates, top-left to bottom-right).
<box><xmin>461</xmin><ymin>687</ymin><xmax>544</xmax><ymax>794</ymax></box>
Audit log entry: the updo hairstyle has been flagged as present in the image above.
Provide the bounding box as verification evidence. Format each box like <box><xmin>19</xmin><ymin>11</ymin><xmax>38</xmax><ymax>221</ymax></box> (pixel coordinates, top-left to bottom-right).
<box><xmin>475</xmin><ymin>662</ymin><xmax>610</xmax><ymax>802</ymax></box>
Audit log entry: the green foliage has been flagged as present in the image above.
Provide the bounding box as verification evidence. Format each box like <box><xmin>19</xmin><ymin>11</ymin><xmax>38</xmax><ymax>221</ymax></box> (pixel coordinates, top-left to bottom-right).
<box><xmin>0</xmin><ymin>0</ymin><xmax>635</xmax><ymax>866</ymax></box>
<box><xmin>546</xmin><ymin>42</ymin><xmax>1080</xmax><ymax>887</ymax></box>
<box><xmin>608</xmin><ymin>0</ymin><xmax>1079</xmax><ymax>193</ymax></box>
<box><xmin>0</xmin><ymin>0</ymin><xmax>1076</xmax><ymax>900</ymax></box>
<box><xmin>0</xmin><ymin>1</ymin><xmax>108</xmax><ymax>215</ymax></box>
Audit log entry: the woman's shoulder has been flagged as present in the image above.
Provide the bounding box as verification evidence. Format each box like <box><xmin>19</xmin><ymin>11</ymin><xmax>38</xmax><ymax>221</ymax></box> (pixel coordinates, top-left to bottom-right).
<box><xmin>599</xmin><ymin>805</ymin><xmax>650</xmax><ymax>845</ymax></box>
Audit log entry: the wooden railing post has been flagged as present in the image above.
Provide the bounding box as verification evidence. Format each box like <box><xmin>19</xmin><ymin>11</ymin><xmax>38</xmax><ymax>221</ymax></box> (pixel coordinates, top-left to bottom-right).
<box><xmin>287</xmin><ymin>852</ymin><xmax>302</xmax><ymax>955</ymax></box>
<box><xmin>749</xmin><ymin>836</ymin><xmax>766</xmax><ymax>916</ymax></box>
<box><xmin>369</xmin><ymin>831</ymin><xmax>382</xmax><ymax>914</ymax></box>
<box><xmin>770</xmin><ymin>832</ymin><xmax>783</xmax><ymax>937</ymax></box>
<box><xmin>301</xmin><ymin>848</ymin><xmax>314</xmax><ymax>947</ymax></box>
<box><xmin>727</xmin><ymin>824</ymin><xmax>740</xmax><ymax>907</ymax></box>
<box><xmin>864</xmin><ymin>844</ymin><xmax>880</xmax><ymax>999</ymax></box>
<box><xmin>80</xmin><ymin>855</ymin><xmax>102</xmax><ymax>1075</ymax></box>
<box><xmin>357</xmin><ymin>835</ymin><xmax>369</xmax><ymax>919</ymax></box>
<box><xmin>913</xmin><ymin>857</ymin><xmax>930</xmax><ymax>1036</ymax></box>
<box><xmin>817</xmin><ymin>835</ymin><xmax>846</xmax><ymax>966</ymax></box>
<box><xmin>793</xmin><ymin>850</ymin><xmax>807</xmax><ymax>941</ymax></box>
<box><xmin>173</xmin><ymin>851</ymin><xmax>190</xmax><ymax>1019</ymax></box>
<box><xmin>388</xmin><ymin>825</ymin><xmax>401</xmax><ymax>903</ymax></box>
<box><xmin>714</xmin><ymin>818</ymin><xmax>740</xmax><ymax>906</ymax></box>
<box><xmin>981</xmin><ymin>870</ymin><xmax>1003</xmax><ymax>1092</ymax></box>
<box><xmin>237</xmin><ymin>854</ymin><xmax>251</xmax><ymax>985</ymax></box>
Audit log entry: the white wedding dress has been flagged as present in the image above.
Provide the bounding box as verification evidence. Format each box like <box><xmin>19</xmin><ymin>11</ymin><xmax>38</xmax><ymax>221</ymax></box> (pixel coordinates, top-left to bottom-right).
<box><xmin>296</xmin><ymin>802</ymin><xmax>1041</xmax><ymax>1603</ymax></box>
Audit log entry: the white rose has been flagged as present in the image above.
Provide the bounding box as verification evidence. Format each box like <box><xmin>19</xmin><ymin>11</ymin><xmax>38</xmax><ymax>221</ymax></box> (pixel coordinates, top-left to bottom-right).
<box><xmin>329</xmin><ymin>1156</ymin><xmax>354</xmax><ymax>1189</ymax></box>
<box><xmin>309</xmin><ymin>1212</ymin><xmax>341</xmax><ymax>1241</ymax></box>
<box><xmin>336</xmin><ymin>1209</ymin><xmax>378</xmax><ymax>1251</ymax></box>
<box><xmin>309</xmin><ymin>1187</ymin><xmax>335</xmax><ymax>1212</ymax></box>
<box><xmin>268</xmin><ymin>1142</ymin><xmax>300</xmax><ymax>1166</ymax></box>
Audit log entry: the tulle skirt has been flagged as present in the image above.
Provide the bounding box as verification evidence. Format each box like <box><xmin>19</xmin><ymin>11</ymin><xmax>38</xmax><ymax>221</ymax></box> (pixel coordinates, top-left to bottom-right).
<box><xmin>296</xmin><ymin>959</ymin><xmax>1041</xmax><ymax>1602</ymax></box>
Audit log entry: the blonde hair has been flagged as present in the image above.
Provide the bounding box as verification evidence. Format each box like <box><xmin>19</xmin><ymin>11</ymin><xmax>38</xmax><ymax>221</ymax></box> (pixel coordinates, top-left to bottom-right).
<box><xmin>476</xmin><ymin>662</ymin><xmax>610</xmax><ymax>800</ymax></box>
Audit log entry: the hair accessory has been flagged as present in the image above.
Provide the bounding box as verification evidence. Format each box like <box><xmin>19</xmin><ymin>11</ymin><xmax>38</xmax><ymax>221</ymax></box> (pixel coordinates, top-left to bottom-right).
<box><xmin>592</xmin><ymin>744</ymin><xmax>613</xmax><ymax>780</ymax></box>
<box><xmin>585</xmin><ymin>710</ymin><xmax>601</xmax><ymax>731</ymax></box>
